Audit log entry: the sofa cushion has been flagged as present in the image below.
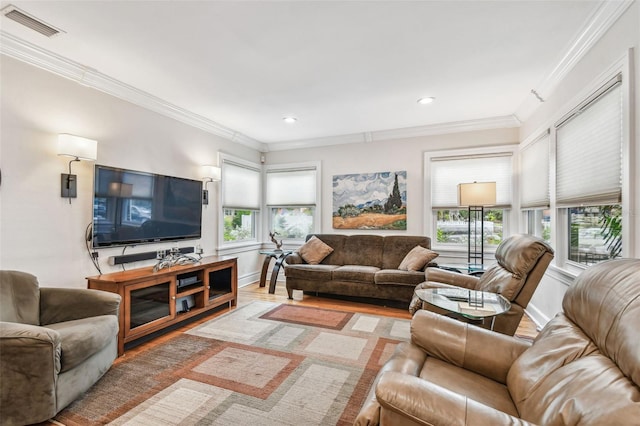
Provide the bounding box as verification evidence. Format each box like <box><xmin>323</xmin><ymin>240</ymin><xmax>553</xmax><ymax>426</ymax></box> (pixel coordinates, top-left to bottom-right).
<box><xmin>375</xmin><ymin>269</ymin><xmax>427</xmax><ymax>286</ymax></box>
<box><xmin>46</xmin><ymin>315</ymin><xmax>118</xmax><ymax>372</ymax></box>
<box><xmin>332</xmin><ymin>265</ymin><xmax>379</xmax><ymax>283</ymax></box>
<box><xmin>342</xmin><ymin>235</ymin><xmax>384</xmax><ymax>267</ymax></box>
<box><xmin>382</xmin><ymin>236</ymin><xmax>432</xmax><ymax>269</ymax></box>
<box><xmin>0</xmin><ymin>270</ymin><xmax>41</xmax><ymax>325</ymax></box>
<box><xmin>398</xmin><ymin>246</ymin><xmax>439</xmax><ymax>271</ymax></box>
<box><xmin>299</xmin><ymin>236</ymin><xmax>334</xmax><ymax>264</ymax></box>
<box><xmin>305</xmin><ymin>234</ymin><xmax>347</xmax><ymax>265</ymax></box>
<box><xmin>285</xmin><ymin>264</ymin><xmax>338</xmax><ymax>281</ymax></box>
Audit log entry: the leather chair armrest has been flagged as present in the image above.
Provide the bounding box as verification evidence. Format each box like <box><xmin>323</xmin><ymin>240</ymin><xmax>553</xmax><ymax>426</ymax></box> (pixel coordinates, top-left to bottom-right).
<box><xmin>284</xmin><ymin>252</ymin><xmax>304</xmax><ymax>265</ymax></box>
<box><xmin>411</xmin><ymin>310</ymin><xmax>530</xmax><ymax>383</ymax></box>
<box><xmin>40</xmin><ymin>288</ymin><xmax>121</xmax><ymax>326</ymax></box>
<box><xmin>375</xmin><ymin>372</ymin><xmax>535</xmax><ymax>426</ymax></box>
<box><xmin>0</xmin><ymin>321</ymin><xmax>61</xmax><ymax>421</ymax></box>
<box><xmin>354</xmin><ymin>341</ymin><xmax>428</xmax><ymax>426</ymax></box>
<box><xmin>424</xmin><ymin>267</ymin><xmax>479</xmax><ymax>290</ymax></box>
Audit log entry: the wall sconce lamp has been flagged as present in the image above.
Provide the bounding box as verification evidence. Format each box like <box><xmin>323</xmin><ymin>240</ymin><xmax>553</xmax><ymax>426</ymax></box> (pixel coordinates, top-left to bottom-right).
<box><xmin>458</xmin><ymin>181</ymin><xmax>497</xmax><ymax>266</ymax></box>
<box><xmin>201</xmin><ymin>165</ymin><xmax>221</xmax><ymax>205</ymax></box>
<box><xmin>57</xmin><ymin>134</ymin><xmax>98</xmax><ymax>203</ymax></box>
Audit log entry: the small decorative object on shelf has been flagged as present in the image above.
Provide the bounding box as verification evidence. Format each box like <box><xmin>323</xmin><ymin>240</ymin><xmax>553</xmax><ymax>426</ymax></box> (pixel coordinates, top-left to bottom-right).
<box><xmin>153</xmin><ymin>247</ymin><xmax>201</xmax><ymax>272</ymax></box>
<box><xmin>269</xmin><ymin>231</ymin><xmax>283</xmax><ymax>252</ymax></box>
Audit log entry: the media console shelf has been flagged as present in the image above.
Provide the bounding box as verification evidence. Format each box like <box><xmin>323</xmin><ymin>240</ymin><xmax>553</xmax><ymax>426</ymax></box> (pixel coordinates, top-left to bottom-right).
<box><xmin>87</xmin><ymin>255</ymin><xmax>237</xmax><ymax>356</ymax></box>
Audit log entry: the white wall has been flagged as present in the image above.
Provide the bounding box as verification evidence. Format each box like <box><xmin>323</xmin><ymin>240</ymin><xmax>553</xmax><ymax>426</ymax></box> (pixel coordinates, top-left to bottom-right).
<box><xmin>520</xmin><ymin>1</ymin><xmax>640</xmax><ymax>326</ymax></box>
<box><xmin>267</xmin><ymin>127</ymin><xmax>519</xmax><ymax>237</ymax></box>
<box><xmin>0</xmin><ymin>56</ymin><xmax>260</xmax><ymax>288</ymax></box>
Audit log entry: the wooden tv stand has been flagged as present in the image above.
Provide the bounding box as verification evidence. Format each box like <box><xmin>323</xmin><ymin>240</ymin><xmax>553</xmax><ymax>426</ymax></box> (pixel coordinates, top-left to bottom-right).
<box><xmin>87</xmin><ymin>255</ymin><xmax>237</xmax><ymax>356</ymax></box>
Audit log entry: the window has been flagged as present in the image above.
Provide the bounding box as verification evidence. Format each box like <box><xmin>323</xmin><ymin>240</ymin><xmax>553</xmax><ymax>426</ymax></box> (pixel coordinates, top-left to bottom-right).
<box><xmin>429</xmin><ymin>149</ymin><xmax>514</xmax><ymax>249</ymax></box>
<box><xmin>223</xmin><ymin>209</ymin><xmax>256</xmax><ymax>242</ymax></box>
<box><xmin>221</xmin><ymin>158</ymin><xmax>261</xmax><ymax>244</ymax></box>
<box><xmin>569</xmin><ymin>205</ymin><xmax>621</xmax><ymax>265</ymax></box>
<box><xmin>526</xmin><ymin>209</ymin><xmax>551</xmax><ymax>243</ymax></box>
<box><xmin>555</xmin><ymin>74</ymin><xmax>623</xmax><ymax>265</ymax></box>
<box><xmin>520</xmin><ymin>131</ymin><xmax>551</xmax><ymax>243</ymax></box>
<box><xmin>265</xmin><ymin>163</ymin><xmax>319</xmax><ymax>240</ymax></box>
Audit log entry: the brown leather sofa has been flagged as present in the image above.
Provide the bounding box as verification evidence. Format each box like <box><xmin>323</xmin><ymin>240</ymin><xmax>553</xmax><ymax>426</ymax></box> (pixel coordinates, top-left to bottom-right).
<box><xmin>409</xmin><ymin>234</ymin><xmax>554</xmax><ymax>336</ymax></box>
<box><xmin>355</xmin><ymin>258</ymin><xmax>640</xmax><ymax>425</ymax></box>
<box><xmin>284</xmin><ymin>234</ymin><xmax>433</xmax><ymax>304</ymax></box>
<box><xmin>0</xmin><ymin>270</ymin><xmax>121</xmax><ymax>426</ymax></box>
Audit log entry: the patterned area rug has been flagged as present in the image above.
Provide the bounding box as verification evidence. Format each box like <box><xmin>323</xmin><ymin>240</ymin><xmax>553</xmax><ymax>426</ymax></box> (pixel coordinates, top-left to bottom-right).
<box><xmin>52</xmin><ymin>302</ymin><xmax>410</xmax><ymax>426</ymax></box>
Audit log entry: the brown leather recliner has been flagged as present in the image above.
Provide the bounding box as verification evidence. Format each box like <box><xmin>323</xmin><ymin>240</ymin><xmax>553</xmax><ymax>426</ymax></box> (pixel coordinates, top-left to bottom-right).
<box><xmin>409</xmin><ymin>233</ymin><xmax>554</xmax><ymax>336</ymax></box>
<box><xmin>355</xmin><ymin>258</ymin><xmax>640</xmax><ymax>425</ymax></box>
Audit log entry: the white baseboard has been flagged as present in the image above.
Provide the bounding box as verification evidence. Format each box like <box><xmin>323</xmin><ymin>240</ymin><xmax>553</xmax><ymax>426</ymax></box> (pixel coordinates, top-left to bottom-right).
<box><xmin>525</xmin><ymin>303</ymin><xmax>551</xmax><ymax>331</ymax></box>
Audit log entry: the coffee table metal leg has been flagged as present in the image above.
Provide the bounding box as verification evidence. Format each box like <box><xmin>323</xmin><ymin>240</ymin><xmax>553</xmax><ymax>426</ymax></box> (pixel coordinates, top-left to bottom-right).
<box><xmin>259</xmin><ymin>255</ymin><xmax>272</xmax><ymax>288</ymax></box>
<box><xmin>268</xmin><ymin>255</ymin><xmax>286</xmax><ymax>294</ymax></box>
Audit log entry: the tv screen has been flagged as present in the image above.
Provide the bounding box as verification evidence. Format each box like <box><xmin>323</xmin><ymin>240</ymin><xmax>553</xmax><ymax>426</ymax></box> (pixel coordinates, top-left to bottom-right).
<box><xmin>92</xmin><ymin>165</ymin><xmax>202</xmax><ymax>248</ymax></box>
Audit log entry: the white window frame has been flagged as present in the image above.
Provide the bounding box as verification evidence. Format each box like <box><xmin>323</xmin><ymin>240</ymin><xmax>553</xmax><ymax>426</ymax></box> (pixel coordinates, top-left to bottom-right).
<box><xmin>263</xmin><ymin>161</ymin><xmax>321</xmax><ymax>243</ymax></box>
<box><xmin>554</xmin><ymin>66</ymin><xmax>632</xmax><ymax>273</ymax></box>
<box><xmin>424</xmin><ymin>145</ymin><xmax>518</xmax><ymax>256</ymax></box>
<box><xmin>519</xmin><ymin>51</ymin><xmax>634</xmax><ymax>276</ymax></box>
<box><xmin>218</xmin><ymin>153</ymin><xmax>262</xmax><ymax>250</ymax></box>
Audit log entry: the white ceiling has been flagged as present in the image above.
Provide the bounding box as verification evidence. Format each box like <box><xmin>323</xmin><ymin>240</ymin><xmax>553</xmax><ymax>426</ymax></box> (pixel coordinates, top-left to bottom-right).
<box><xmin>0</xmin><ymin>1</ymin><xmax>626</xmax><ymax>151</ymax></box>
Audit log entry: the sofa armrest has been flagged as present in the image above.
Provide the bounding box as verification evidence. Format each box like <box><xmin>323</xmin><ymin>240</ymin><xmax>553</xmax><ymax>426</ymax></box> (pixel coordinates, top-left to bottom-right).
<box><xmin>411</xmin><ymin>310</ymin><xmax>530</xmax><ymax>384</ymax></box>
<box><xmin>424</xmin><ymin>267</ymin><xmax>479</xmax><ymax>289</ymax></box>
<box><xmin>40</xmin><ymin>288</ymin><xmax>121</xmax><ymax>326</ymax></box>
<box><xmin>0</xmin><ymin>321</ymin><xmax>61</xmax><ymax>422</ymax></box>
<box><xmin>375</xmin><ymin>372</ymin><xmax>535</xmax><ymax>426</ymax></box>
<box><xmin>284</xmin><ymin>252</ymin><xmax>304</xmax><ymax>265</ymax></box>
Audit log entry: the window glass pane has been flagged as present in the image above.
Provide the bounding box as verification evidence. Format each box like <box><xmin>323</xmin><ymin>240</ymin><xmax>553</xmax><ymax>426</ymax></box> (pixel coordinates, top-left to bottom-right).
<box><xmin>223</xmin><ymin>209</ymin><xmax>256</xmax><ymax>242</ymax></box>
<box><xmin>435</xmin><ymin>209</ymin><xmax>504</xmax><ymax>246</ymax></box>
<box><xmin>569</xmin><ymin>205</ymin><xmax>622</xmax><ymax>265</ymax></box>
<box><xmin>270</xmin><ymin>207</ymin><xmax>314</xmax><ymax>239</ymax></box>
<box><xmin>526</xmin><ymin>209</ymin><xmax>551</xmax><ymax>243</ymax></box>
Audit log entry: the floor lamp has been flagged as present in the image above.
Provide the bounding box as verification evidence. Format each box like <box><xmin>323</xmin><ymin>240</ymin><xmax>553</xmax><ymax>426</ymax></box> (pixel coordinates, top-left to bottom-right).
<box><xmin>458</xmin><ymin>182</ymin><xmax>496</xmax><ymax>266</ymax></box>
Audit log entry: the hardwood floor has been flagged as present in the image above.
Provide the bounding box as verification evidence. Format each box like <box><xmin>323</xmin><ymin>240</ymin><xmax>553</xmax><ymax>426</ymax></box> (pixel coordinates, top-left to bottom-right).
<box><xmin>117</xmin><ymin>281</ymin><xmax>538</xmax><ymax>363</ymax></box>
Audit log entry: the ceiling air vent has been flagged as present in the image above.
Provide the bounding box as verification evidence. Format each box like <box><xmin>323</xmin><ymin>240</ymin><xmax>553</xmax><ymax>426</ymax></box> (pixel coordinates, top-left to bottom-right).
<box><xmin>2</xmin><ymin>5</ymin><xmax>64</xmax><ymax>37</ymax></box>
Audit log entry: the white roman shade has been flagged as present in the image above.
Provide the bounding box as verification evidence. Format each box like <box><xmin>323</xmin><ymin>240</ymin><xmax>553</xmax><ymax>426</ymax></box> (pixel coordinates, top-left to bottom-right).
<box><xmin>222</xmin><ymin>160</ymin><xmax>261</xmax><ymax>210</ymax></box>
<box><xmin>431</xmin><ymin>153</ymin><xmax>512</xmax><ymax>209</ymax></box>
<box><xmin>520</xmin><ymin>130</ymin><xmax>550</xmax><ymax>209</ymax></box>
<box><xmin>555</xmin><ymin>75</ymin><xmax>622</xmax><ymax>207</ymax></box>
<box><xmin>266</xmin><ymin>167</ymin><xmax>317</xmax><ymax>206</ymax></box>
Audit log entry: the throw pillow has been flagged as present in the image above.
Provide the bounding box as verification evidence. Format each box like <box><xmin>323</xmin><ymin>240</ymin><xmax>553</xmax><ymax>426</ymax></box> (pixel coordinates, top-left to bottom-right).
<box><xmin>299</xmin><ymin>236</ymin><xmax>334</xmax><ymax>264</ymax></box>
<box><xmin>398</xmin><ymin>246</ymin><xmax>439</xmax><ymax>271</ymax></box>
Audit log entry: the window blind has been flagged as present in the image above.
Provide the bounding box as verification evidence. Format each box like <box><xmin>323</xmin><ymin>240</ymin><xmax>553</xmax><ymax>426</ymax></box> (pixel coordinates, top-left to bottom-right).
<box><xmin>431</xmin><ymin>153</ymin><xmax>512</xmax><ymax>209</ymax></box>
<box><xmin>520</xmin><ymin>130</ymin><xmax>550</xmax><ymax>209</ymax></box>
<box><xmin>266</xmin><ymin>168</ymin><xmax>317</xmax><ymax>206</ymax></box>
<box><xmin>222</xmin><ymin>160</ymin><xmax>261</xmax><ymax>210</ymax></box>
<box><xmin>555</xmin><ymin>76</ymin><xmax>622</xmax><ymax>207</ymax></box>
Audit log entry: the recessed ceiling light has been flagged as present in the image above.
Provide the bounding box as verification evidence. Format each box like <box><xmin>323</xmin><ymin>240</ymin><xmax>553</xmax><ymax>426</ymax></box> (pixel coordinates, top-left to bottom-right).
<box><xmin>417</xmin><ymin>97</ymin><xmax>435</xmax><ymax>105</ymax></box>
<box><xmin>283</xmin><ymin>116</ymin><xmax>297</xmax><ymax>124</ymax></box>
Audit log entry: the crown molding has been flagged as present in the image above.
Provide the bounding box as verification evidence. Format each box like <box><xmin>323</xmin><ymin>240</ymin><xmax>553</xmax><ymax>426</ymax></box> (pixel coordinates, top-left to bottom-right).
<box><xmin>0</xmin><ymin>31</ymin><xmax>266</xmax><ymax>152</ymax></box>
<box><xmin>265</xmin><ymin>115</ymin><xmax>521</xmax><ymax>152</ymax></box>
<box><xmin>515</xmin><ymin>0</ymin><xmax>634</xmax><ymax>122</ymax></box>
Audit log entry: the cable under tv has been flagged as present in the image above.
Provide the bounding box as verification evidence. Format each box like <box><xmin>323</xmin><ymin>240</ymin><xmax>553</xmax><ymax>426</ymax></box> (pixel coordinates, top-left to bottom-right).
<box><xmin>177</xmin><ymin>275</ymin><xmax>199</xmax><ymax>288</ymax></box>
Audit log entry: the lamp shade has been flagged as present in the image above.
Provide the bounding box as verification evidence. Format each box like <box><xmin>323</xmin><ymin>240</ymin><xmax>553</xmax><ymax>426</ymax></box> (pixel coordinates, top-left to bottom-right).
<box><xmin>202</xmin><ymin>165</ymin><xmax>221</xmax><ymax>181</ymax></box>
<box><xmin>458</xmin><ymin>181</ymin><xmax>497</xmax><ymax>207</ymax></box>
<box><xmin>58</xmin><ymin>134</ymin><xmax>98</xmax><ymax>161</ymax></box>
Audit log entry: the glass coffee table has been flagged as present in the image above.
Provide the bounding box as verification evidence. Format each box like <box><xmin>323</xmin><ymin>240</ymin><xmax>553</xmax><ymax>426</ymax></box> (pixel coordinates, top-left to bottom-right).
<box><xmin>415</xmin><ymin>288</ymin><xmax>510</xmax><ymax>330</ymax></box>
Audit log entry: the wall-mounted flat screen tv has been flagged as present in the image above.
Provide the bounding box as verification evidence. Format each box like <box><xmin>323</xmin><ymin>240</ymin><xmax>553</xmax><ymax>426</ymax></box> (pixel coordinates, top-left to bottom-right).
<box><xmin>92</xmin><ymin>165</ymin><xmax>202</xmax><ymax>248</ymax></box>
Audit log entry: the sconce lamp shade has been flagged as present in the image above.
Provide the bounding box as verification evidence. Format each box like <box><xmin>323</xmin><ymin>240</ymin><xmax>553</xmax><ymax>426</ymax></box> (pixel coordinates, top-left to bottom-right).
<box><xmin>202</xmin><ymin>165</ymin><xmax>221</xmax><ymax>181</ymax></box>
<box><xmin>458</xmin><ymin>182</ymin><xmax>496</xmax><ymax>207</ymax></box>
<box><xmin>57</xmin><ymin>134</ymin><xmax>98</xmax><ymax>161</ymax></box>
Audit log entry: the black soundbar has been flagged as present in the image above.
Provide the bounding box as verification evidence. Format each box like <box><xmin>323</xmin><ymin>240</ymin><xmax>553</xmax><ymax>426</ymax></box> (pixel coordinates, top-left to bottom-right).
<box><xmin>109</xmin><ymin>247</ymin><xmax>194</xmax><ymax>265</ymax></box>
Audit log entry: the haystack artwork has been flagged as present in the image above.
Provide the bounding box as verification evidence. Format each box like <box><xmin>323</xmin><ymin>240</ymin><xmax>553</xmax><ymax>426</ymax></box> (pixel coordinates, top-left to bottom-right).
<box><xmin>333</xmin><ymin>171</ymin><xmax>407</xmax><ymax>229</ymax></box>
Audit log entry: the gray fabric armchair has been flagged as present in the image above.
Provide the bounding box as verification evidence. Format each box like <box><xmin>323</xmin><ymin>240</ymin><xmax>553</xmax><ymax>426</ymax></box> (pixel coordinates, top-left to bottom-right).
<box><xmin>0</xmin><ymin>270</ymin><xmax>120</xmax><ymax>425</ymax></box>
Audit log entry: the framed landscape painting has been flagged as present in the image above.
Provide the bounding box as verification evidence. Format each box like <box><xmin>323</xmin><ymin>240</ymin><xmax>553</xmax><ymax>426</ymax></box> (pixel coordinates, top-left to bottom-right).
<box><xmin>332</xmin><ymin>170</ymin><xmax>407</xmax><ymax>229</ymax></box>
